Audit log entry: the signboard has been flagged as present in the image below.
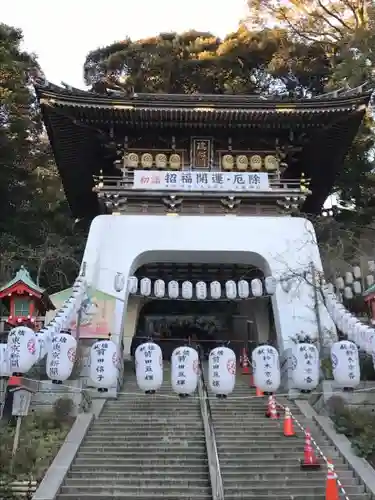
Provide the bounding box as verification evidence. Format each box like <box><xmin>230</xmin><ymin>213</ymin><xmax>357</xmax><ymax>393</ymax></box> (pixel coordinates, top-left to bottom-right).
<box><xmin>191</xmin><ymin>138</ymin><xmax>211</xmax><ymax>169</ymax></box>
<box><xmin>12</xmin><ymin>388</ymin><xmax>32</xmax><ymax>416</ymax></box>
<box><xmin>133</xmin><ymin>171</ymin><xmax>270</xmax><ymax>191</ymax></box>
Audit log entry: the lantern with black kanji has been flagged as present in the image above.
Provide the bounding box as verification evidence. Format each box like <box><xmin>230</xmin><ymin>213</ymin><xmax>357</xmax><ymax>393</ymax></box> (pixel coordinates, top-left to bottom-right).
<box><xmin>331</xmin><ymin>340</ymin><xmax>360</xmax><ymax>389</ymax></box>
<box><xmin>7</xmin><ymin>326</ymin><xmax>37</xmax><ymax>374</ymax></box>
<box><xmin>46</xmin><ymin>333</ymin><xmax>77</xmax><ymax>383</ymax></box>
<box><xmin>252</xmin><ymin>345</ymin><xmax>280</xmax><ymax>393</ymax></box>
<box><xmin>171</xmin><ymin>346</ymin><xmax>199</xmax><ymax>396</ymax></box>
<box><xmin>208</xmin><ymin>346</ymin><xmax>236</xmax><ymax>397</ymax></box>
<box><xmin>290</xmin><ymin>343</ymin><xmax>319</xmax><ymax>391</ymax></box>
<box><xmin>89</xmin><ymin>340</ymin><xmax>118</xmax><ymax>390</ymax></box>
<box><xmin>135</xmin><ymin>342</ymin><xmax>163</xmax><ymax>393</ymax></box>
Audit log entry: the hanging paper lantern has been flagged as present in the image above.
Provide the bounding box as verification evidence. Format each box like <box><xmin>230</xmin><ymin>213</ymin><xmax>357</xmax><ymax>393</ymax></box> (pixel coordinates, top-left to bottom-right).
<box><xmin>7</xmin><ymin>327</ymin><xmax>37</xmax><ymax>374</ymax></box>
<box><xmin>154</xmin><ymin>279</ymin><xmax>165</xmax><ymax>298</ymax></box>
<box><xmin>344</xmin><ymin>286</ymin><xmax>353</xmax><ymax>300</ymax></box>
<box><xmin>353</xmin><ymin>281</ymin><xmax>362</xmax><ymax>295</ymax></box>
<box><xmin>345</xmin><ymin>272</ymin><xmax>354</xmax><ymax>284</ymax></box>
<box><xmin>114</xmin><ymin>272</ymin><xmax>125</xmax><ymax>292</ymax></box>
<box><xmin>171</xmin><ymin>346</ymin><xmax>199</xmax><ymax>395</ymax></box>
<box><xmin>225</xmin><ymin>280</ymin><xmax>237</xmax><ymax>300</ymax></box>
<box><xmin>181</xmin><ymin>281</ymin><xmax>193</xmax><ymax>300</ymax></box>
<box><xmin>366</xmin><ymin>274</ymin><xmax>375</xmax><ymax>287</ymax></box>
<box><xmin>140</xmin><ymin>277</ymin><xmax>151</xmax><ymax>296</ymax></box>
<box><xmin>135</xmin><ymin>342</ymin><xmax>163</xmax><ymax>393</ymax></box>
<box><xmin>353</xmin><ymin>266</ymin><xmax>361</xmax><ymax>279</ymax></box>
<box><xmin>168</xmin><ymin>280</ymin><xmax>179</xmax><ymax>299</ymax></box>
<box><xmin>46</xmin><ymin>333</ymin><xmax>77</xmax><ymax>382</ymax></box>
<box><xmin>290</xmin><ymin>343</ymin><xmax>319</xmax><ymax>391</ymax></box>
<box><xmin>237</xmin><ymin>280</ymin><xmax>249</xmax><ymax>299</ymax></box>
<box><xmin>326</xmin><ymin>283</ymin><xmax>335</xmax><ymax>294</ymax></box>
<box><xmin>210</xmin><ymin>281</ymin><xmax>222</xmax><ymax>300</ymax></box>
<box><xmin>89</xmin><ymin>340</ymin><xmax>118</xmax><ymax>389</ymax></box>
<box><xmin>364</xmin><ymin>328</ymin><xmax>375</xmax><ymax>355</ymax></box>
<box><xmin>331</xmin><ymin>340</ymin><xmax>360</xmax><ymax>388</ymax></box>
<box><xmin>35</xmin><ymin>332</ymin><xmax>48</xmax><ymax>361</ymax></box>
<box><xmin>128</xmin><ymin>276</ymin><xmax>138</xmax><ymax>294</ymax></box>
<box><xmin>335</xmin><ymin>277</ymin><xmax>344</xmax><ymax>290</ymax></box>
<box><xmin>265</xmin><ymin>276</ymin><xmax>277</xmax><ymax>295</ymax></box>
<box><xmin>251</xmin><ymin>278</ymin><xmax>263</xmax><ymax>297</ymax></box>
<box><xmin>252</xmin><ymin>345</ymin><xmax>280</xmax><ymax>392</ymax></box>
<box><xmin>208</xmin><ymin>347</ymin><xmax>236</xmax><ymax>396</ymax></box>
<box><xmin>196</xmin><ymin>281</ymin><xmax>207</xmax><ymax>300</ymax></box>
<box><xmin>0</xmin><ymin>344</ymin><xmax>10</xmax><ymax>377</ymax></box>
<box><xmin>369</xmin><ymin>261</ymin><xmax>375</xmax><ymax>272</ymax></box>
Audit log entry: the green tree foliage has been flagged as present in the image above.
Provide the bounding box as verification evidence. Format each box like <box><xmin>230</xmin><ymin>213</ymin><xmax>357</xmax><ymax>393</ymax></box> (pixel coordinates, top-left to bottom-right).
<box><xmin>0</xmin><ymin>24</ymin><xmax>84</xmax><ymax>292</ymax></box>
<box><xmin>84</xmin><ymin>26</ymin><xmax>331</xmax><ymax>97</ymax></box>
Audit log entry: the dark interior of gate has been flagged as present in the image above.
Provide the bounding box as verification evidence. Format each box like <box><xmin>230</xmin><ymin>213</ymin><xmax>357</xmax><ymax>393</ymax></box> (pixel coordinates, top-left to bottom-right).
<box><xmin>131</xmin><ymin>262</ymin><xmax>277</xmax><ymax>359</ymax></box>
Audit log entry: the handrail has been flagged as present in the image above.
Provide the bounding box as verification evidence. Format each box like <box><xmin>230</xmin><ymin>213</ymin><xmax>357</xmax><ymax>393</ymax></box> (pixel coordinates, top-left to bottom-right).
<box><xmin>197</xmin><ymin>349</ymin><xmax>224</xmax><ymax>500</ymax></box>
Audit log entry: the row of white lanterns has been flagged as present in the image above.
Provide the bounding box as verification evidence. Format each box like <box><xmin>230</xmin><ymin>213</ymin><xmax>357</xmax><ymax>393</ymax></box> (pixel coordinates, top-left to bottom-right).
<box><xmin>323</xmin><ymin>285</ymin><xmax>375</xmax><ymax>354</ymax></box>
<box><xmin>125</xmin><ymin>276</ymin><xmax>277</xmax><ymax>300</ymax></box>
<box><xmin>325</xmin><ymin>262</ymin><xmax>375</xmax><ymax>299</ymax></box>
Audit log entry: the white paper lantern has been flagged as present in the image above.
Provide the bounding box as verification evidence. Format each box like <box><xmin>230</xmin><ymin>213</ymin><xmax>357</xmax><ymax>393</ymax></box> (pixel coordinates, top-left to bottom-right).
<box><xmin>252</xmin><ymin>345</ymin><xmax>280</xmax><ymax>392</ymax></box>
<box><xmin>335</xmin><ymin>277</ymin><xmax>344</xmax><ymax>290</ymax></box>
<box><xmin>208</xmin><ymin>346</ymin><xmax>236</xmax><ymax>396</ymax></box>
<box><xmin>46</xmin><ymin>333</ymin><xmax>77</xmax><ymax>382</ymax></box>
<box><xmin>140</xmin><ymin>277</ymin><xmax>151</xmax><ymax>296</ymax></box>
<box><xmin>331</xmin><ymin>340</ymin><xmax>360</xmax><ymax>388</ymax></box>
<box><xmin>135</xmin><ymin>342</ymin><xmax>163</xmax><ymax>392</ymax></box>
<box><xmin>168</xmin><ymin>280</ymin><xmax>179</xmax><ymax>299</ymax></box>
<box><xmin>0</xmin><ymin>344</ymin><xmax>10</xmax><ymax>377</ymax></box>
<box><xmin>171</xmin><ymin>346</ymin><xmax>199</xmax><ymax>395</ymax></box>
<box><xmin>225</xmin><ymin>280</ymin><xmax>237</xmax><ymax>300</ymax></box>
<box><xmin>366</xmin><ymin>274</ymin><xmax>375</xmax><ymax>287</ymax></box>
<box><xmin>89</xmin><ymin>340</ymin><xmax>118</xmax><ymax>389</ymax></box>
<box><xmin>251</xmin><ymin>278</ymin><xmax>263</xmax><ymax>297</ymax></box>
<box><xmin>369</xmin><ymin>261</ymin><xmax>375</xmax><ymax>272</ymax></box>
<box><xmin>265</xmin><ymin>276</ymin><xmax>277</xmax><ymax>295</ymax></box>
<box><xmin>345</xmin><ymin>272</ymin><xmax>354</xmax><ymax>284</ymax></box>
<box><xmin>182</xmin><ymin>281</ymin><xmax>193</xmax><ymax>300</ymax></box>
<box><xmin>237</xmin><ymin>280</ymin><xmax>249</xmax><ymax>299</ymax></box>
<box><xmin>114</xmin><ymin>272</ymin><xmax>125</xmax><ymax>292</ymax></box>
<box><xmin>7</xmin><ymin>327</ymin><xmax>37</xmax><ymax>374</ymax></box>
<box><xmin>344</xmin><ymin>286</ymin><xmax>353</xmax><ymax>300</ymax></box>
<box><xmin>326</xmin><ymin>283</ymin><xmax>335</xmax><ymax>294</ymax></box>
<box><xmin>196</xmin><ymin>281</ymin><xmax>207</xmax><ymax>300</ymax></box>
<box><xmin>210</xmin><ymin>281</ymin><xmax>222</xmax><ymax>300</ymax></box>
<box><xmin>353</xmin><ymin>281</ymin><xmax>362</xmax><ymax>295</ymax></box>
<box><xmin>290</xmin><ymin>343</ymin><xmax>319</xmax><ymax>391</ymax></box>
<box><xmin>154</xmin><ymin>279</ymin><xmax>165</xmax><ymax>298</ymax></box>
<box><xmin>128</xmin><ymin>276</ymin><xmax>138</xmax><ymax>294</ymax></box>
<box><xmin>353</xmin><ymin>266</ymin><xmax>361</xmax><ymax>279</ymax></box>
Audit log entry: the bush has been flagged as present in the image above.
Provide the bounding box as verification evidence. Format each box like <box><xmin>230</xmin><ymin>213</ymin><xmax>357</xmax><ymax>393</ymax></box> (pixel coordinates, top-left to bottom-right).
<box><xmin>52</xmin><ymin>397</ymin><xmax>74</xmax><ymax>425</ymax></box>
<box><xmin>330</xmin><ymin>399</ymin><xmax>375</xmax><ymax>463</ymax></box>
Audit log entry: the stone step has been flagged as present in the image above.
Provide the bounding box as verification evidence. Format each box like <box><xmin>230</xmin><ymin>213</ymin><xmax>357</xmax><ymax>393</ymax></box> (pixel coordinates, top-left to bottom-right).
<box><xmin>68</xmin><ymin>470</ymin><xmax>209</xmax><ymax>478</ymax></box>
<box><xmin>73</xmin><ymin>457</ymin><xmax>208</xmax><ymax>466</ymax></box>
<box><xmin>76</xmin><ymin>451</ymin><xmax>207</xmax><ymax>459</ymax></box>
<box><xmin>60</xmin><ymin>485</ymin><xmax>211</xmax><ymax>495</ymax></box>
<box><xmin>64</xmin><ymin>477</ymin><xmax>210</xmax><ymax>487</ymax></box>
<box><xmin>59</xmin><ymin>495</ymin><xmax>210</xmax><ymax>499</ymax></box>
<box><xmin>79</xmin><ymin>444</ymin><xmax>205</xmax><ymax>451</ymax></box>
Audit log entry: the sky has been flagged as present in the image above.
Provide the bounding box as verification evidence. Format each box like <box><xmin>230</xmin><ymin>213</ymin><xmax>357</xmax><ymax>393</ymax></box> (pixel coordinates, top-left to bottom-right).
<box><xmin>3</xmin><ymin>0</ymin><xmax>247</xmax><ymax>89</ymax></box>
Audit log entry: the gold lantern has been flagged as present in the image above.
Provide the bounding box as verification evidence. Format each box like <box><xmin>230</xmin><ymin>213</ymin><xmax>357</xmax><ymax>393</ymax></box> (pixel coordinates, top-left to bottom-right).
<box><xmin>155</xmin><ymin>153</ymin><xmax>167</xmax><ymax>169</ymax></box>
<box><xmin>126</xmin><ymin>152</ymin><xmax>139</xmax><ymax>169</ymax></box>
<box><xmin>141</xmin><ymin>153</ymin><xmax>153</xmax><ymax>169</ymax></box>
<box><xmin>169</xmin><ymin>153</ymin><xmax>181</xmax><ymax>170</ymax></box>
<box><xmin>222</xmin><ymin>154</ymin><xmax>234</xmax><ymax>171</ymax></box>
<box><xmin>236</xmin><ymin>155</ymin><xmax>248</xmax><ymax>171</ymax></box>
<box><xmin>250</xmin><ymin>155</ymin><xmax>262</xmax><ymax>171</ymax></box>
<box><xmin>264</xmin><ymin>155</ymin><xmax>279</xmax><ymax>172</ymax></box>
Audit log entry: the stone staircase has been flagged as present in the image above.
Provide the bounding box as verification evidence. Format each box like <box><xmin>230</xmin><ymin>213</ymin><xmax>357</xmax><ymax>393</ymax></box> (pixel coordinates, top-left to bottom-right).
<box><xmin>57</xmin><ymin>363</ymin><xmax>211</xmax><ymax>499</ymax></box>
<box><xmin>208</xmin><ymin>374</ymin><xmax>371</xmax><ymax>499</ymax></box>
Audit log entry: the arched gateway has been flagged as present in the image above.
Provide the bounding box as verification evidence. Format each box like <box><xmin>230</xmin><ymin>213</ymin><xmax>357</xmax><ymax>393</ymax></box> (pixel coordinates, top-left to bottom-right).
<box><xmin>36</xmin><ymin>82</ymin><xmax>371</xmax><ymax>392</ymax></box>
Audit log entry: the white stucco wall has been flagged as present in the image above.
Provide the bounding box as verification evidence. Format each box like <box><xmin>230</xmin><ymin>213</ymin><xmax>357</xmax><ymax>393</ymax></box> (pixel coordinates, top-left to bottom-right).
<box><xmin>81</xmin><ymin>214</ymin><xmax>336</xmax><ymax>355</ymax></box>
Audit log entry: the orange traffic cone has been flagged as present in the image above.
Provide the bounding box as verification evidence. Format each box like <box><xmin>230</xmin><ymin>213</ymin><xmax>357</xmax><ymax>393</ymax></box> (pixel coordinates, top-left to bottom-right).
<box><xmin>265</xmin><ymin>395</ymin><xmax>279</xmax><ymax>419</ymax></box>
<box><xmin>255</xmin><ymin>386</ymin><xmax>264</xmax><ymax>397</ymax></box>
<box><xmin>325</xmin><ymin>459</ymin><xmax>339</xmax><ymax>500</ymax></box>
<box><xmin>300</xmin><ymin>428</ymin><xmax>320</xmax><ymax>469</ymax></box>
<box><xmin>283</xmin><ymin>407</ymin><xmax>295</xmax><ymax>437</ymax></box>
<box><xmin>241</xmin><ymin>347</ymin><xmax>249</xmax><ymax>374</ymax></box>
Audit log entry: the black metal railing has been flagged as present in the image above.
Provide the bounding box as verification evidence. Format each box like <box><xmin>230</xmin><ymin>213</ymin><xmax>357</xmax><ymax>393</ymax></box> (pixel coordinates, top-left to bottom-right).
<box><xmin>197</xmin><ymin>347</ymin><xmax>224</xmax><ymax>500</ymax></box>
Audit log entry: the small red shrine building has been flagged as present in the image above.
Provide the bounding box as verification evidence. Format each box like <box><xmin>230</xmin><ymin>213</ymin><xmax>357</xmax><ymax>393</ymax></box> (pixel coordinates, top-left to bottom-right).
<box><xmin>0</xmin><ymin>266</ymin><xmax>55</xmax><ymax>329</ymax></box>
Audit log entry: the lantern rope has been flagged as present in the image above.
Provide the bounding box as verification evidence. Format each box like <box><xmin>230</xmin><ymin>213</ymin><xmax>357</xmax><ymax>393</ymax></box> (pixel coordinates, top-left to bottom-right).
<box><xmin>274</xmin><ymin>398</ymin><xmax>351</xmax><ymax>500</ymax></box>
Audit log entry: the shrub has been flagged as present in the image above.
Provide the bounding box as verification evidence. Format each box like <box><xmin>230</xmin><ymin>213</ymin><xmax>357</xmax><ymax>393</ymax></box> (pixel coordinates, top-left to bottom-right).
<box><xmin>52</xmin><ymin>397</ymin><xmax>74</xmax><ymax>426</ymax></box>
